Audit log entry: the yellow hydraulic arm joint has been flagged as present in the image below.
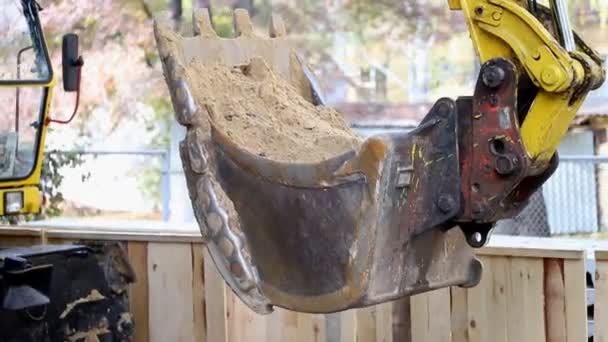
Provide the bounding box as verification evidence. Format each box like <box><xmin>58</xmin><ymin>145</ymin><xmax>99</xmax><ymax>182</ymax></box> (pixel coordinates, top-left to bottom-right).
<box><xmin>450</xmin><ymin>0</ymin><xmax>605</xmax><ymax>169</ymax></box>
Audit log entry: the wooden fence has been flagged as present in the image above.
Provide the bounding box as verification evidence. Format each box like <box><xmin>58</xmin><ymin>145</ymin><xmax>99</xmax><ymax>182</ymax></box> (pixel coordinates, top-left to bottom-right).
<box><xmin>597</xmin><ymin>251</ymin><xmax>608</xmax><ymax>342</ymax></box>
<box><xmin>1</xmin><ymin>225</ymin><xmax>607</xmax><ymax>342</ymax></box>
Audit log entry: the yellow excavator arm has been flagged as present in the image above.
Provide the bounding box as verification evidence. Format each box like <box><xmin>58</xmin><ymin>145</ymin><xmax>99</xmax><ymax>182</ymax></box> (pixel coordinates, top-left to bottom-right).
<box><xmin>154</xmin><ymin>1</ymin><xmax>605</xmax><ymax>315</ymax></box>
<box><xmin>450</xmin><ymin>0</ymin><xmax>605</xmax><ymax>167</ymax></box>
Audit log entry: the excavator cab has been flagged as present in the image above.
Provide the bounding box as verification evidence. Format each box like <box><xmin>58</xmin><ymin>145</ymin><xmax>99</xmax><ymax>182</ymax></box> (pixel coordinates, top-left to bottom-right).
<box><xmin>0</xmin><ymin>0</ymin><xmax>82</xmax><ymax>216</ymax></box>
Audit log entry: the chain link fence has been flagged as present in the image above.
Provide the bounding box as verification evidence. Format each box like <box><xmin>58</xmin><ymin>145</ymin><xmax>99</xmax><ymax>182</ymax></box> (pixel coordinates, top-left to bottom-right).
<box><xmin>50</xmin><ymin>143</ymin><xmax>607</xmax><ymax>234</ymax></box>
<box><xmin>496</xmin><ymin>156</ymin><xmax>608</xmax><ymax>237</ymax></box>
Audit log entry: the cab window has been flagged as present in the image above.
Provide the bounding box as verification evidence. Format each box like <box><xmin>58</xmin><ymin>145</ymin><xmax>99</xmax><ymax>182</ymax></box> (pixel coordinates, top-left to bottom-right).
<box><xmin>0</xmin><ymin>87</ymin><xmax>43</xmax><ymax>179</ymax></box>
<box><xmin>0</xmin><ymin>0</ymin><xmax>51</xmax><ymax>82</ymax></box>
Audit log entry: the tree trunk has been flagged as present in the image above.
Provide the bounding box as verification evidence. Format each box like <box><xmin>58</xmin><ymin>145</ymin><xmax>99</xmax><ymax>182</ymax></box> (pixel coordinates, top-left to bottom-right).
<box><xmin>194</xmin><ymin>0</ymin><xmax>211</xmax><ymax>9</ymax></box>
<box><xmin>234</xmin><ymin>0</ymin><xmax>254</xmax><ymax>12</ymax></box>
<box><xmin>170</xmin><ymin>0</ymin><xmax>183</xmax><ymax>31</ymax></box>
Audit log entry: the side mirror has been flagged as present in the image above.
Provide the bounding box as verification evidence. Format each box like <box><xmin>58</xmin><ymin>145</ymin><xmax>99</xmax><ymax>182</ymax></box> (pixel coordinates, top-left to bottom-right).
<box><xmin>62</xmin><ymin>33</ymin><xmax>83</xmax><ymax>92</ymax></box>
<box><xmin>47</xmin><ymin>34</ymin><xmax>83</xmax><ymax>125</ymax></box>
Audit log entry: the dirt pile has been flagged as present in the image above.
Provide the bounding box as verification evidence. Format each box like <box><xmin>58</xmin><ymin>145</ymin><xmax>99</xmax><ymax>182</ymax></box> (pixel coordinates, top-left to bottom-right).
<box><xmin>185</xmin><ymin>58</ymin><xmax>361</xmax><ymax>163</ymax></box>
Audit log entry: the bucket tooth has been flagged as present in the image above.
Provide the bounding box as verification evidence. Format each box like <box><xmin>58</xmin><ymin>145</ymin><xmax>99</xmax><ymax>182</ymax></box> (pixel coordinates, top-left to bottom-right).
<box><xmin>269</xmin><ymin>14</ymin><xmax>286</xmax><ymax>38</ymax></box>
<box><xmin>153</xmin><ymin>17</ymin><xmax>181</xmax><ymax>62</ymax></box>
<box><xmin>193</xmin><ymin>8</ymin><xmax>217</xmax><ymax>37</ymax></box>
<box><xmin>233</xmin><ymin>9</ymin><xmax>255</xmax><ymax>37</ymax></box>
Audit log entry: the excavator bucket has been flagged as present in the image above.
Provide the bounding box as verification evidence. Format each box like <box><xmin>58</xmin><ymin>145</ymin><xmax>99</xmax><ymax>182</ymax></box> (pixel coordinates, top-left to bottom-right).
<box><xmin>154</xmin><ymin>9</ymin><xmax>482</xmax><ymax>314</ymax></box>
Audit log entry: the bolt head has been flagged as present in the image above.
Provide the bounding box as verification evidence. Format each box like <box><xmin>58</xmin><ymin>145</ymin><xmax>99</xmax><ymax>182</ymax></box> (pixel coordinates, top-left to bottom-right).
<box><xmin>495</xmin><ymin>155</ymin><xmax>518</xmax><ymax>176</ymax></box>
<box><xmin>482</xmin><ymin>65</ymin><xmax>506</xmax><ymax>88</ymax></box>
<box><xmin>541</xmin><ymin>66</ymin><xmax>560</xmax><ymax>86</ymax></box>
<box><xmin>437</xmin><ymin>194</ymin><xmax>456</xmax><ymax>214</ymax></box>
<box><xmin>472</xmin><ymin>203</ymin><xmax>484</xmax><ymax>216</ymax></box>
<box><xmin>436</xmin><ymin>101</ymin><xmax>452</xmax><ymax>118</ymax></box>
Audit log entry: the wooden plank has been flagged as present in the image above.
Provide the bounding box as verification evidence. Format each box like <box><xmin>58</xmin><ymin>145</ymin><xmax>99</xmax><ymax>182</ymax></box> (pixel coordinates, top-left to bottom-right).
<box><xmin>429</xmin><ymin>288</ymin><xmax>452</xmax><ymax>342</ymax></box>
<box><xmin>266</xmin><ymin>308</ymin><xmax>298</xmax><ymax>342</ymax></box>
<box><xmin>563</xmin><ymin>258</ymin><xmax>587</xmax><ymax>342</ymax></box>
<box><xmin>451</xmin><ymin>287</ymin><xmax>469</xmax><ymax>342</ymax></box>
<box><xmin>191</xmin><ymin>243</ymin><xmax>206</xmax><ymax>342</ymax></box>
<box><xmin>227</xmin><ymin>291</ymin><xmax>267</xmax><ymax>342</ymax></box>
<box><xmin>392</xmin><ymin>298</ymin><xmax>411</xmax><ymax>342</ymax></box>
<box><xmin>127</xmin><ymin>241</ymin><xmax>149</xmax><ymax>342</ymax></box>
<box><xmin>478</xmin><ymin>247</ymin><xmax>585</xmax><ymax>260</ymax></box>
<box><xmin>325</xmin><ymin>313</ymin><xmax>340</xmax><ymax>342</ymax></box>
<box><xmin>410</xmin><ymin>294</ymin><xmax>426</xmax><ymax>342</ymax></box>
<box><xmin>522</xmin><ymin>258</ymin><xmax>546</xmax><ymax>342</ymax></box>
<box><xmin>204</xmin><ymin>250</ymin><xmax>228</xmax><ymax>342</ymax></box>
<box><xmin>486</xmin><ymin>257</ymin><xmax>508</xmax><ymax>342</ymax></box>
<box><xmin>482</xmin><ymin>235</ymin><xmax>608</xmax><ymax>257</ymax></box>
<box><xmin>45</xmin><ymin>229</ymin><xmax>203</xmax><ymax>243</ymax></box>
<box><xmin>340</xmin><ymin>309</ymin><xmax>357</xmax><ymax>342</ymax></box>
<box><xmin>596</xmin><ymin>257</ymin><xmax>608</xmax><ymax>342</ymax></box>
<box><xmin>2</xmin><ymin>225</ymin><xmax>605</xmax><ymax>255</ymax></box>
<box><xmin>411</xmin><ymin>288</ymin><xmax>451</xmax><ymax>342</ymax></box>
<box><xmin>544</xmin><ymin>258</ymin><xmax>567</xmax><ymax>342</ymax></box>
<box><xmin>297</xmin><ymin>313</ymin><xmax>325</xmax><ymax>342</ymax></box>
<box><xmin>507</xmin><ymin>257</ymin><xmax>528</xmax><ymax>342</ymax></box>
<box><xmin>597</xmin><ymin>250</ymin><xmax>608</xmax><ymax>261</ymax></box>
<box><xmin>0</xmin><ymin>235</ymin><xmax>41</xmax><ymax>247</ymax></box>
<box><xmin>148</xmin><ymin>242</ymin><xmax>195</xmax><ymax>342</ymax></box>
<box><xmin>356</xmin><ymin>306</ymin><xmax>376</xmax><ymax>342</ymax></box>
<box><xmin>375</xmin><ymin>302</ymin><xmax>393</xmax><ymax>342</ymax></box>
<box><xmin>0</xmin><ymin>226</ymin><xmax>204</xmax><ymax>243</ymax></box>
<box><xmin>467</xmin><ymin>256</ymin><xmax>489</xmax><ymax>342</ymax></box>
<box><xmin>473</xmin><ymin>256</ymin><xmax>509</xmax><ymax>342</ymax></box>
<box><xmin>507</xmin><ymin>257</ymin><xmax>545</xmax><ymax>342</ymax></box>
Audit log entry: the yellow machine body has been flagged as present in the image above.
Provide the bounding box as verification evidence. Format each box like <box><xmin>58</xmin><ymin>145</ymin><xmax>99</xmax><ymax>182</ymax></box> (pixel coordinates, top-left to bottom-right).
<box><xmin>0</xmin><ymin>1</ymin><xmax>56</xmax><ymax>216</ymax></box>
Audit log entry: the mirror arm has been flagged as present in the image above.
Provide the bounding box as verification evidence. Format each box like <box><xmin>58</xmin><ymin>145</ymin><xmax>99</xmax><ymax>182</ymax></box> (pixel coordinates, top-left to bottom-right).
<box><xmin>46</xmin><ymin>57</ymin><xmax>83</xmax><ymax>125</ymax></box>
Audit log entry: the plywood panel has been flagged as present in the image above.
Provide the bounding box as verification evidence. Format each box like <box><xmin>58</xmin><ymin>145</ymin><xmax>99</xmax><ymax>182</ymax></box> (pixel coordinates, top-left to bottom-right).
<box><xmin>563</xmin><ymin>258</ymin><xmax>587</xmax><ymax>342</ymax></box>
<box><xmin>544</xmin><ymin>258</ymin><xmax>567</xmax><ymax>342</ymax></box>
<box><xmin>127</xmin><ymin>241</ymin><xmax>149</xmax><ymax>342</ymax></box>
<box><xmin>191</xmin><ymin>243</ymin><xmax>206</xmax><ymax>342</ymax></box>
<box><xmin>411</xmin><ymin>288</ymin><xmax>451</xmax><ymax>342</ymax></box>
<box><xmin>596</xmin><ymin>257</ymin><xmax>608</xmax><ymax>342</ymax></box>
<box><xmin>148</xmin><ymin>242</ymin><xmax>195</xmax><ymax>342</ymax></box>
<box><xmin>507</xmin><ymin>257</ymin><xmax>545</xmax><ymax>342</ymax></box>
<box><xmin>204</xmin><ymin>250</ymin><xmax>228</xmax><ymax>342</ymax></box>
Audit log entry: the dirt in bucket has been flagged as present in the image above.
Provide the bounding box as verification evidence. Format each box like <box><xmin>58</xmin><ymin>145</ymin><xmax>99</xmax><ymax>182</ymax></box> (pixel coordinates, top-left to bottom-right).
<box><xmin>185</xmin><ymin>57</ymin><xmax>362</xmax><ymax>163</ymax></box>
